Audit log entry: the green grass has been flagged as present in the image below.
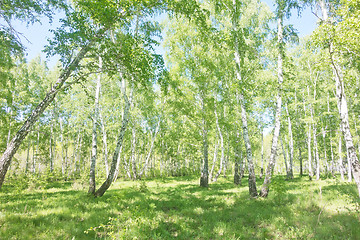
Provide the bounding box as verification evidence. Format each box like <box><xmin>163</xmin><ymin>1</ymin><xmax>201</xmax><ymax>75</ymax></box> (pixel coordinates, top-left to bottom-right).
<box><xmin>0</xmin><ymin>175</ymin><xmax>359</xmax><ymax>239</ymax></box>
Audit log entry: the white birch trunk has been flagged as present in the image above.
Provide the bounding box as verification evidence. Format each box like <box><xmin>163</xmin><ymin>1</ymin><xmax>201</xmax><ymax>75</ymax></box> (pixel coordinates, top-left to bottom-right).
<box><xmin>281</xmin><ymin>137</ymin><xmax>289</xmax><ymax>177</ymax></box>
<box><xmin>347</xmin><ymin>148</ymin><xmax>352</xmax><ymax>182</ymax></box>
<box><xmin>260</xmin><ymin>16</ymin><xmax>283</xmax><ymax>198</ymax></box>
<box><xmin>330</xmin><ymin>138</ymin><xmax>335</xmax><ymax>177</ymax></box>
<box><xmin>260</xmin><ymin>128</ymin><xmax>264</xmax><ymax>179</ymax></box>
<box><xmin>314</xmin><ymin>124</ymin><xmax>320</xmax><ymax>180</ymax></box>
<box><xmin>285</xmin><ymin>104</ymin><xmax>294</xmax><ymax>179</ymax></box>
<box><xmin>99</xmin><ymin>110</ymin><xmax>109</xmax><ymax>177</ymax></box>
<box><xmin>213</xmin><ymin>109</ymin><xmax>225</xmax><ymax>182</ymax></box>
<box><xmin>138</xmin><ymin>119</ymin><xmax>161</xmax><ymax>178</ymax></box>
<box><xmin>239</xmin><ymin>93</ymin><xmax>258</xmax><ymax>197</ymax></box>
<box><xmin>200</xmin><ymin>95</ymin><xmax>209</xmax><ymax>187</ymax></box>
<box><xmin>130</xmin><ymin>125</ymin><xmax>137</xmax><ymax>180</ymax></box>
<box><xmin>339</xmin><ymin>134</ymin><xmax>345</xmax><ymax>180</ymax></box>
<box><xmin>25</xmin><ymin>137</ymin><xmax>30</xmax><ymax>173</ymax></box>
<box><xmin>88</xmin><ymin>58</ymin><xmax>102</xmax><ymax>194</ymax></box>
<box><xmin>0</xmin><ymin>28</ymin><xmax>107</xmax><ymax>188</ymax></box>
<box><xmin>209</xmin><ymin>138</ymin><xmax>218</xmax><ymax>182</ymax></box>
<box><xmin>94</xmin><ymin>77</ymin><xmax>132</xmax><ymax>197</ymax></box>
<box><xmin>319</xmin><ymin>0</ymin><xmax>360</xmax><ymax>196</ymax></box>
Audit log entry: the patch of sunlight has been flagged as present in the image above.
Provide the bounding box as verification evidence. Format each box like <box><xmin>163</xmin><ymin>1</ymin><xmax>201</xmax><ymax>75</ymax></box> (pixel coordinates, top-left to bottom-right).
<box><xmin>36</xmin><ymin>207</ymin><xmax>67</xmax><ymax>216</ymax></box>
<box><xmin>214</xmin><ymin>222</ymin><xmax>226</xmax><ymax>236</ymax></box>
<box><xmin>222</xmin><ymin>188</ymin><xmax>238</xmax><ymax>193</ymax></box>
<box><xmin>224</xmin><ymin>197</ymin><xmax>235</xmax><ymax>206</ymax></box>
<box><xmin>194</xmin><ymin>207</ymin><xmax>204</xmax><ymax>215</ymax></box>
<box><xmin>46</xmin><ymin>188</ymin><xmax>63</xmax><ymax>193</ymax></box>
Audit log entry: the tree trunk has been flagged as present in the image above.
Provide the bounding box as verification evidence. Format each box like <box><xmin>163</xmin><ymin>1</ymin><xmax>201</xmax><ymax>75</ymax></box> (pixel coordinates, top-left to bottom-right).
<box><xmin>138</xmin><ymin>119</ymin><xmax>161</xmax><ymax>178</ymax></box>
<box><xmin>73</xmin><ymin>128</ymin><xmax>81</xmax><ymax>174</ymax></box>
<box><xmin>200</xmin><ymin>95</ymin><xmax>209</xmax><ymax>188</ymax></box>
<box><xmin>49</xmin><ymin>120</ymin><xmax>54</xmax><ymax>172</ymax></box>
<box><xmin>307</xmin><ymin>124</ymin><xmax>313</xmax><ymax>180</ymax></box>
<box><xmin>260</xmin><ymin>92</ymin><xmax>282</xmax><ymax>197</ymax></box>
<box><xmin>314</xmin><ymin>124</ymin><xmax>320</xmax><ymax>180</ymax></box>
<box><xmin>200</xmin><ymin>125</ymin><xmax>209</xmax><ymax>187</ymax></box>
<box><xmin>223</xmin><ymin>132</ymin><xmax>229</xmax><ymax>178</ymax></box>
<box><xmin>319</xmin><ymin>0</ymin><xmax>360</xmax><ymax>197</ymax></box>
<box><xmin>347</xmin><ymin>148</ymin><xmax>352</xmax><ymax>182</ymax></box>
<box><xmin>59</xmin><ymin>116</ymin><xmax>66</xmax><ymax>176</ymax></box>
<box><xmin>299</xmin><ymin>144</ymin><xmax>303</xmax><ymax>177</ymax></box>
<box><xmin>88</xmin><ymin>59</ymin><xmax>102</xmax><ymax>194</ymax></box>
<box><xmin>234</xmin><ymin>130</ymin><xmax>242</xmax><ymax>185</ymax></box>
<box><xmin>232</xmin><ymin>0</ymin><xmax>257</xmax><ymax>197</ymax></box>
<box><xmin>285</xmin><ymin>104</ymin><xmax>294</xmax><ymax>179</ymax></box>
<box><xmin>323</xmin><ymin>127</ymin><xmax>329</xmax><ymax>175</ymax></box>
<box><xmin>339</xmin><ymin>134</ymin><xmax>345</xmax><ymax>180</ymax></box>
<box><xmin>25</xmin><ymin>137</ymin><xmax>31</xmax><ymax>174</ymax></box>
<box><xmin>214</xmin><ymin>109</ymin><xmax>225</xmax><ymax>182</ymax></box>
<box><xmin>99</xmin><ymin>110</ymin><xmax>109</xmax><ymax>177</ymax></box>
<box><xmin>260</xmin><ymin>16</ymin><xmax>283</xmax><ymax>198</ymax></box>
<box><xmin>330</xmin><ymin>138</ymin><xmax>335</xmax><ymax>177</ymax></box>
<box><xmin>113</xmin><ymin>146</ymin><xmax>123</xmax><ymax>182</ymax></box>
<box><xmin>130</xmin><ymin>125</ymin><xmax>137</xmax><ymax>180</ymax></box>
<box><xmin>260</xmin><ymin>128</ymin><xmax>264</xmax><ymax>179</ymax></box>
<box><xmin>94</xmin><ymin>78</ymin><xmax>132</xmax><ymax>197</ymax></box>
<box><xmin>209</xmin><ymin>138</ymin><xmax>218</xmax><ymax>182</ymax></box>
<box><xmin>238</xmin><ymin>94</ymin><xmax>258</xmax><ymax>197</ymax></box>
<box><xmin>281</xmin><ymin>138</ymin><xmax>289</xmax><ymax>178</ymax></box>
<box><xmin>0</xmin><ymin>29</ymin><xmax>104</xmax><ymax>189</ymax></box>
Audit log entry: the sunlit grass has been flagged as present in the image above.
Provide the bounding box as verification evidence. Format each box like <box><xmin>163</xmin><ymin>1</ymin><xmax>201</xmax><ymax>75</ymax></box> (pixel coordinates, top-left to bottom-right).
<box><xmin>0</xmin><ymin>175</ymin><xmax>359</xmax><ymax>239</ymax></box>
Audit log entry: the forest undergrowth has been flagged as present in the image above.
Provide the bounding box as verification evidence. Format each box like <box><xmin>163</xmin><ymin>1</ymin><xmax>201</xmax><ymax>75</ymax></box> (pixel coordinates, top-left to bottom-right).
<box><xmin>0</xmin><ymin>175</ymin><xmax>359</xmax><ymax>239</ymax></box>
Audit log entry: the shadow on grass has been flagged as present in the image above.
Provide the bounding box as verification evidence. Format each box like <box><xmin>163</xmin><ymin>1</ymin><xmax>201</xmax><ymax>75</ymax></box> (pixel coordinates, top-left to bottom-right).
<box><xmin>1</xmin><ymin>176</ymin><xmax>359</xmax><ymax>239</ymax></box>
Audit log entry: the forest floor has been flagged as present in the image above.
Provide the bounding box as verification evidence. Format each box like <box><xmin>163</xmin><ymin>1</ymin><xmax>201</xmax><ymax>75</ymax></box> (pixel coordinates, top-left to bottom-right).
<box><xmin>0</xmin><ymin>175</ymin><xmax>359</xmax><ymax>239</ymax></box>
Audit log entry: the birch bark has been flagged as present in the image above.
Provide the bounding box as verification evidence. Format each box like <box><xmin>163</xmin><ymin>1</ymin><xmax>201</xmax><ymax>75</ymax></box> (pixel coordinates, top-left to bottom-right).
<box><xmin>260</xmin><ymin>16</ymin><xmax>283</xmax><ymax>197</ymax></box>
<box><xmin>285</xmin><ymin>104</ymin><xmax>294</xmax><ymax>179</ymax></box>
<box><xmin>94</xmin><ymin>77</ymin><xmax>132</xmax><ymax>197</ymax></box>
<box><xmin>88</xmin><ymin>58</ymin><xmax>102</xmax><ymax>194</ymax></box>
<box><xmin>213</xmin><ymin>109</ymin><xmax>225</xmax><ymax>182</ymax></box>
<box><xmin>200</xmin><ymin>95</ymin><xmax>209</xmax><ymax>188</ymax></box>
<box><xmin>0</xmin><ymin>29</ymin><xmax>105</xmax><ymax>189</ymax></box>
<box><xmin>319</xmin><ymin>0</ymin><xmax>360</xmax><ymax>196</ymax></box>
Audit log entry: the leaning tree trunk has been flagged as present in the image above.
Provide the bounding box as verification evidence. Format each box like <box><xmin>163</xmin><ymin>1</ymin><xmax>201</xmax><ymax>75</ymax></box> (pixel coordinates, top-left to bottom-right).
<box><xmin>0</xmin><ymin>28</ymin><xmax>106</xmax><ymax>189</ymax></box>
<box><xmin>319</xmin><ymin>0</ymin><xmax>360</xmax><ymax>197</ymax></box>
<box><xmin>260</xmin><ymin>16</ymin><xmax>284</xmax><ymax>198</ymax></box>
<box><xmin>88</xmin><ymin>60</ymin><xmax>102</xmax><ymax>195</ymax></box>
<box><xmin>94</xmin><ymin>78</ymin><xmax>132</xmax><ymax>197</ymax></box>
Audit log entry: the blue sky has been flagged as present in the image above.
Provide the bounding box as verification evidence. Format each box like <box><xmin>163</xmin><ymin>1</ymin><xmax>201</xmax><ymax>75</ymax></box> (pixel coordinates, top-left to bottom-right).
<box><xmin>13</xmin><ymin>0</ymin><xmax>317</xmax><ymax>67</ymax></box>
